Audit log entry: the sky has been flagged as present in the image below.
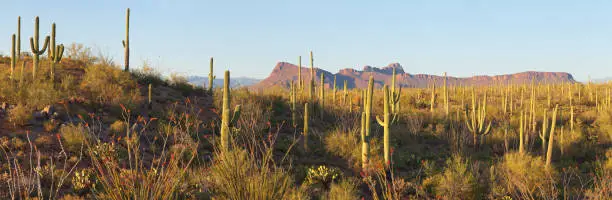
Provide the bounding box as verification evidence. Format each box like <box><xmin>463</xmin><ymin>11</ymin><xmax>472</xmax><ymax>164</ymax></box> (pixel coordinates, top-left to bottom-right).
<box><xmin>1</xmin><ymin>0</ymin><xmax>611</xmax><ymax>82</ymax></box>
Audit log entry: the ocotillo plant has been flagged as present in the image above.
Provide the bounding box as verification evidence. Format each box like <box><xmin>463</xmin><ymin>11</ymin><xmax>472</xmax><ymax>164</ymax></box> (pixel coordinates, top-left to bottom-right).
<box><xmin>29</xmin><ymin>16</ymin><xmax>50</xmax><ymax>79</ymax></box>
<box><xmin>304</xmin><ymin>102</ymin><xmax>309</xmax><ymax>152</ymax></box>
<box><xmin>122</xmin><ymin>8</ymin><xmax>130</xmax><ymax>71</ymax></box>
<box><xmin>319</xmin><ymin>73</ymin><xmax>325</xmax><ymax>118</ymax></box>
<box><xmin>464</xmin><ymin>90</ymin><xmax>492</xmax><ymax>149</ymax></box>
<box><xmin>376</xmin><ymin>85</ymin><xmax>399</xmax><ymax>167</ymax></box>
<box><xmin>220</xmin><ymin>70</ymin><xmax>241</xmax><ymax>152</ymax></box>
<box><xmin>545</xmin><ymin>104</ymin><xmax>559</xmax><ymax>169</ymax></box>
<box><xmin>208</xmin><ymin>57</ymin><xmax>215</xmax><ymax>93</ymax></box>
<box><xmin>10</xmin><ymin>34</ymin><xmax>16</xmax><ymax>80</ymax></box>
<box><xmin>361</xmin><ymin>76</ymin><xmax>374</xmax><ymax>170</ymax></box>
<box><xmin>49</xmin><ymin>23</ymin><xmax>64</xmax><ymax>80</ymax></box>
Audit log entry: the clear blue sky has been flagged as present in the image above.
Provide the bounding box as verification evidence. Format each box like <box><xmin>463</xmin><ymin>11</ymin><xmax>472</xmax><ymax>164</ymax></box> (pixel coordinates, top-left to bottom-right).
<box><xmin>1</xmin><ymin>0</ymin><xmax>611</xmax><ymax>81</ymax></box>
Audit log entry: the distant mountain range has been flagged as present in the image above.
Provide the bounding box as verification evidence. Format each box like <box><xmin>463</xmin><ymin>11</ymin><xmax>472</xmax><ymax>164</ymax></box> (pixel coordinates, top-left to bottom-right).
<box><xmin>251</xmin><ymin>62</ymin><xmax>577</xmax><ymax>90</ymax></box>
<box><xmin>187</xmin><ymin>76</ymin><xmax>261</xmax><ymax>88</ymax></box>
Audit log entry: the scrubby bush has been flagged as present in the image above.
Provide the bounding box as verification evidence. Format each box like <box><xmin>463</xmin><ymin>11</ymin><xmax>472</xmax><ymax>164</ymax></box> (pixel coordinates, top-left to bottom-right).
<box><xmin>207</xmin><ymin>148</ymin><xmax>299</xmax><ymax>199</ymax></box>
<box><xmin>495</xmin><ymin>152</ymin><xmax>558</xmax><ymax>199</ymax></box>
<box><xmin>80</xmin><ymin>64</ymin><xmax>141</xmax><ymax>105</ymax></box>
<box><xmin>59</xmin><ymin>123</ymin><xmax>90</xmax><ymax>152</ymax></box>
<box><xmin>326</xmin><ymin>178</ymin><xmax>360</xmax><ymax>200</ymax></box>
<box><xmin>435</xmin><ymin>154</ymin><xmax>478</xmax><ymax>199</ymax></box>
<box><xmin>8</xmin><ymin>104</ymin><xmax>32</xmax><ymax>127</ymax></box>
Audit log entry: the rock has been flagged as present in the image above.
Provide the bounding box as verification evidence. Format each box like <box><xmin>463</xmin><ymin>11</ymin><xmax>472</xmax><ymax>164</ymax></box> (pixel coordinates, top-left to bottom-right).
<box><xmin>1</xmin><ymin>102</ymin><xmax>8</xmax><ymax>110</ymax></box>
<box><xmin>41</xmin><ymin>105</ymin><xmax>55</xmax><ymax>118</ymax></box>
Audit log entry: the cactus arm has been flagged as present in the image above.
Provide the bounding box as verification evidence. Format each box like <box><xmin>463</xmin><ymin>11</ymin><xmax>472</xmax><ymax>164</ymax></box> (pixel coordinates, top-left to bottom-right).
<box><xmin>376</xmin><ymin>115</ymin><xmax>385</xmax><ymax>126</ymax></box>
<box><xmin>229</xmin><ymin>105</ymin><xmax>241</xmax><ymax>127</ymax></box>
<box><xmin>40</xmin><ymin>36</ymin><xmax>50</xmax><ymax>53</ymax></box>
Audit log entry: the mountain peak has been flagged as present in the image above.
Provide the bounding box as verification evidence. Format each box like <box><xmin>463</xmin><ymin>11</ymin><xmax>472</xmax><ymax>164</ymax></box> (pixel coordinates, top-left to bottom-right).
<box><xmin>252</xmin><ymin>62</ymin><xmax>576</xmax><ymax>90</ymax></box>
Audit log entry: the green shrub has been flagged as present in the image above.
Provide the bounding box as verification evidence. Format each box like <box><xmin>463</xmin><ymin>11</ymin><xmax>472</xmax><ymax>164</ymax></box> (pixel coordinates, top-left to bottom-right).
<box><xmin>207</xmin><ymin>148</ymin><xmax>297</xmax><ymax>199</ymax></box>
<box><xmin>80</xmin><ymin>64</ymin><xmax>140</xmax><ymax>105</ymax></box>
<box><xmin>326</xmin><ymin>178</ymin><xmax>359</xmax><ymax>200</ymax></box>
<box><xmin>8</xmin><ymin>104</ymin><xmax>32</xmax><ymax>127</ymax></box>
<box><xmin>435</xmin><ymin>154</ymin><xmax>478</xmax><ymax>199</ymax></box>
<box><xmin>495</xmin><ymin>152</ymin><xmax>558</xmax><ymax>199</ymax></box>
<box><xmin>59</xmin><ymin>124</ymin><xmax>90</xmax><ymax>152</ymax></box>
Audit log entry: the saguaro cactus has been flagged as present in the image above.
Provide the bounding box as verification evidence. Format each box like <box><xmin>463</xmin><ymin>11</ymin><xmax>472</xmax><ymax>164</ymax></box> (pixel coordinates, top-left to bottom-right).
<box><xmin>539</xmin><ymin>109</ymin><xmax>549</xmax><ymax>154</ymax></box>
<box><xmin>464</xmin><ymin>90</ymin><xmax>492</xmax><ymax>149</ymax></box>
<box><xmin>376</xmin><ymin>85</ymin><xmax>399</xmax><ymax>167</ymax></box>
<box><xmin>220</xmin><ymin>70</ymin><xmax>241</xmax><ymax>151</ymax></box>
<box><xmin>291</xmin><ymin>81</ymin><xmax>297</xmax><ymax>127</ymax></box>
<box><xmin>430</xmin><ymin>81</ymin><xmax>436</xmax><ymax>113</ymax></box>
<box><xmin>298</xmin><ymin>56</ymin><xmax>302</xmax><ymax>91</ymax></box>
<box><xmin>148</xmin><ymin>84</ymin><xmax>152</xmax><ymax>108</ymax></box>
<box><xmin>545</xmin><ymin>105</ymin><xmax>559</xmax><ymax>169</ymax></box>
<box><xmin>332</xmin><ymin>75</ymin><xmax>337</xmax><ymax>103</ymax></box>
<box><xmin>519</xmin><ymin>110</ymin><xmax>526</xmax><ymax>154</ymax></box>
<box><xmin>304</xmin><ymin>102</ymin><xmax>309</xmax><ymax>152</ymax></box>
<box><xmin>17</xmin><ymin>16</ymin><xmax>21</xmax><ymax>58</ymax></box>
<box><xmin>444</xmin><ymin>72</ymin><xmax>449</xmax><ymax>116</ymax></box>
<box><xmin>390</xmin><ymin>68</ymin><xmax>401</xmax><ymax>115</ymax></box>
<box><xmin>319</xmin><ymin>73</ymin><xmax>325</xmax><ymax>118</ymax></box>
<box><xmin>122</xmin><ymin>8</ymin><xmax>130</xmax><ymax>71</ymax></box>
<box><xmin>29</xmin><ymin>16</ymin><xmax>50</xmax><ymax>79</ymax></box>
<box><xmin>361</xmin><ymin>76</ymin><xmax>374</xmax><ymax>170</ymax></box>
<box><xmin>10</xmin><ymin>34</ymin><xmax>16</xmax><ymax>80</ymax></box>
<box><xmin>208</xmin><ymin>57</ymin><xmax>215</xmax><ymax>93</ymax></box>
<box><xmin>343</xmin><ymin>80</ymin><xmax>348</xmax><ymax>105</ymax></box>
<box><xmin>309</xmin><ymin>51</ymin><xmax>315</xmax><ymax>100</ymax></box>
<box><xmin>49</xmin><ymin>23</ymin><xmax>64</xmax><ymax>80</ymax></box>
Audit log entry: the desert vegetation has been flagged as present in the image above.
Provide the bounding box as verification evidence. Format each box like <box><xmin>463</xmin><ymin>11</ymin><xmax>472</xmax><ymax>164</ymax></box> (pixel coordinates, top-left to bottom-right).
<box><xmin>0</xmin><ymin>9</ymin><xmax>610</xmax><ymax>200</ymax></box>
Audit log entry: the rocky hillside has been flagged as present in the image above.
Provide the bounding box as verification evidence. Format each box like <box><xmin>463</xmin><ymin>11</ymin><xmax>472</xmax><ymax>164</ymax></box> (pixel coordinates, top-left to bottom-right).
<box><xmin>252</xmin><ymin>62</ymin><xmax>577</xmax><ymax>89</ymax></box>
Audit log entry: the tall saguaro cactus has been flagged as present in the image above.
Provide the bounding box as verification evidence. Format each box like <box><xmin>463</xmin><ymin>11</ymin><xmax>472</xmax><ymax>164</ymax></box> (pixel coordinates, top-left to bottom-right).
<box><xmin>122</xmin><ymin>8</ymin><xmax>130</xmax><ymax>71</ymax></box>
<box><xmin>444</xmin><ymin>72</ymin><xmax>449</xmax><ymax>116</ymax></box>
<box><xmin>49</xmin><ymin>23</ymin><xmax>64</xmax><ymax>80</ymax></box>
<box><xmin>430</xmin><ymin>81</ymin><xmax>436</xmax><ymax>113</ymax></box>
<box><xmin>519</xmin><ymin>110</ymin><xmax>525</xmax><ymax>154</ymax></box>
<box><xmin>29</xmin><ymin>16</ymin><xmax>50</xmax><ymax>79</ymax></box>
<box><xmin>10</xmin><ymin>34</ymin><xmax>16</xmax><ymax>80</ymax></box>
<box><xmin>545</xmin><ymin>105</ymin><xmax>559</xmax><ymax>169</ymax></box>
<box><xmin>17</xmin><ymin>16</ymin><xmax>21</xmax><ymax>58</ymax></box>
<box><xmin>464</xmin><ymin>90</ymin><xmax>492</xmax><ymax>149</ymax></box>
<box><xmin>208</xmin><ymin>57</ymin><xmax>215</xmax><ymax>93</ymax></box>
<box><xmin>220</xmin><ymin>71</ymin><xmax>241</xmax><ymax>152</ymax></box>
<box><xmin>361</xmin><ymin>76</ymin><xmax>374</xmax><ymax>170</ymax></box>
<box><xmin>539</xmin><ymin>109</ymin><xmax>549</xmax><ymax>154</ymax></box>
<box><xmin>332</xmin><ymin>75</ymin><xmax>337</xmax><ymax>103</ymax></box>
<box><xmin>343</xmin><ymin>80</ymin><xmax>348</xmax><ymax>105</ymax></box>
<box><xmin>309</xmin><ymin>51</ymin><xmax>315</xmax><ymax>100</ymax></box>
<box><xmin>390</xmin><ymin>68</ymin><xmax>401</xmax><ymax>115</ymax></box>
<box><xmin>376</xmin><ymin>85</ymin><xmax>399</xmax><ymax>167</ymax></box>
<box><xmin>298</xmin><ymin>56</ymin><xmax>302</xmax><ymax>91</ymax></box>
<box><xmin>304</xmin><ymin>102</ymin><xmax>309</xmax><ymax>152</ymax></box>
<box><xmin>319</xmin><ymin>73</ymin><xmax>325</xmax><ymax>118</ymax></box>
<box><xmin>291</xmin><ymin>81</ymin><xmax>297</xmax><ymax>127</ymax></box>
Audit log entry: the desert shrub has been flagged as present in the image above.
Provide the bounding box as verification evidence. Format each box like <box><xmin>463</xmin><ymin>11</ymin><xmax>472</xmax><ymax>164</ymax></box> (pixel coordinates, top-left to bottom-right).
<box><xmin>132</xmin><ymin>62</ymin><xmax>165</xmax><ymax>86</ymax></box>
<box><xmin>207</xmin><ymin>148</ymin><xmax>297</xmax><ymax>199</ymax></box>
<box><xmin>435</xmin><ymin>154</ymin><xmax>478</xmax><ymax>199</ymax></box>
<box><xmin>80</xmin><ymin>64</ymin><xmax>140</xmax><ymax>105</ymax></box>
<box><xmin>593</xmin><ymin>110</ymin><xmax>612</xmax><ymax>142</ymax></box>
<box><xmin>495</xmin><ymin>152</ymin><xmax>558</xmax><ymax>199</ymax></box>
<box><xmin>324</xmin><ymin>128</ymin><xmax>360</xmax><ymax>164</ymax></box>
<box><xmin>66</xmin><ymin>43</ymin><xmax>97</xmax><ymax>64</ymax></box>
<box><xmin>8</xmin><ymin>104</ymin><xmax>32</xmax><ymax>127</ymax></box>
<box><xmin>59</xmin><ymin>123</ymin><xmax>90</xmax><ymax>152</ymax></box>
<box><xmin>326</xmin><ymin>178</ymin><xmax>360</xmax><ymax>200</ymax></box>
<box><xmin>305</xmin><ymin>165</ymin><xmax>342</xmax><ymax>187</ymax></box>
<box><xmin>109</xmin><ymin>120</ymin><xmax>127</xmax><ymax>135</ymax></box>
<box><xmin>34</xmin><ymin>135</ymin><xmax>56</xmax><ymax>146</ymax></box>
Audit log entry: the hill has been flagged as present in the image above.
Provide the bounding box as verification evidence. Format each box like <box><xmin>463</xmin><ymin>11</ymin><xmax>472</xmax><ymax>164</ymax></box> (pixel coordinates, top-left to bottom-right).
<box><xmin>253</xmin><ymin>62</ymin><xmax>577</xmax><ymax>89</ymax></box>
